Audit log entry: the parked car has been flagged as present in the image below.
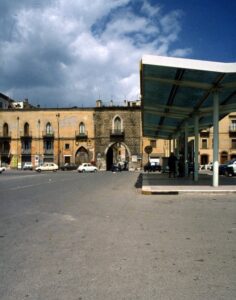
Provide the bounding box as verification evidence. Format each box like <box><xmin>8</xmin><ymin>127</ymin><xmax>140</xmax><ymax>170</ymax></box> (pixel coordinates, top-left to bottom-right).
<box><xmin>218</xmin><ymin>162</ymin><xmax>229</xmax><ymax>175</ymax></box>
<box><xmin>61</xmin><ymin>163</ymin><xmax>78</xmax><ymax>171</ymax></box>
<box><xmin>110</xmin><ymin>164</ymin><xmax>122</xmax><ymax>172</ymax></box>
<box><xmin>206</xmin><ymin>162</ymin><xmax>213</xmax><ymax>171</ymax></box>
<box><xmin>0</xmin><ymin>166</ymin><xmax>6</xmax><ymax>174</ymax></box>
<box><xmin>225</xmin><ymin>159</ymin><xmax>236</xmax><ymax>176</ymax></box>
<box><xmin>22</xmin><ymin>162</ymin><xmax>33</xmax><ymax>170</ymax></box>
<box><xmin>77</xmin><ymin>163</ymin><xmax>98</xmax><ymax>173</ymax></box>
<box><xmin>35</xmin><ymin>163</ymin><xmax>58</xmax><ymax>172</ymax></box>
<box><xmin>144</xmin><ymin>162</ymin><xmax>161</xmax><ymax>172</ymax></box>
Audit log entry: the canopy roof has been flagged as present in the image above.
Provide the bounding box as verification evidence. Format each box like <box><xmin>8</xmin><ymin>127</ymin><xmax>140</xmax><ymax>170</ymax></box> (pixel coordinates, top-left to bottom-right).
<box><xmin>140</xmin><ymin>55</ymin><xmax>236</xmax><ymax>139</ymax></box>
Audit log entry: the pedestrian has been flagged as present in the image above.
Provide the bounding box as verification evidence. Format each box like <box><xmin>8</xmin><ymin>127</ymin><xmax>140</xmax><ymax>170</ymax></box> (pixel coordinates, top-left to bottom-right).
<box><xmin>168</xmin><ymin>152</ymin><xmax>177</xmax><ymax>178</ymax></box>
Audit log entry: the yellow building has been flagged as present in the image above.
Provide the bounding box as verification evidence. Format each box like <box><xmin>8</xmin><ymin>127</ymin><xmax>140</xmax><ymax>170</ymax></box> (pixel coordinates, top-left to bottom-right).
<box><xmin>1</xmin><ymin>99</ymin><xmax>236</xmax><ymax>169</ymax></box>
<box><xmin>0</xmin><ymin>108</ymin><xmax>95</xmax><ymax>168</ymax></box>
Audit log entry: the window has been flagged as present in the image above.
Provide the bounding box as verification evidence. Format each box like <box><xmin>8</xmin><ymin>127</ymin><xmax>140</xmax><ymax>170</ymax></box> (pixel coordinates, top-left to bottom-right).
<box><xmin>45</xmin><ymin>140</ymin><xmax>53</xmax><ymax>150</ymax></box>
<box><xmin>24</xmin><ymin>122</ymin><xmax>29</xmax><ymax>136</ymax></box>
<box><xmin>65</xmin><ymin>143</ymin><xmax>70</xmax><ymax>150</ymax></box>
<box><xmin>113</xmin><ymin>116</ymin><xmax>122</xmax><ymax>134</ymax></box>
<box><xmin>114</xmin><ymin>117</ymin><xmax>121</xmax><ymax>131</ymax></box>
<box><xmin>230</xmin><ymin>120</ymin><xmax>236</xmax><ymax>132</ymax></box>
<box><xmin>3</xmin><ymin>123</ymin><xmax>9</xmax><ymax>136</ymax></box>
<box><xmin>150</xmin><ymin>140</ymin><xmax>157</xmax><ymax>148</ymax></box>
<box><xmin>79</xmin><ymin>122</ymin><xmax>85</xmax><ymax>134</ymax></box>
<box><xmin>232</xmin><ymin>139</ymin><xmax>236</xmax><ymax>149</ymax></box>
<box><xmin>46</xmin><ymin>122</ymin><xmax>52</xmax><ymax>134</ymax></box>
<box><xmin>202</xmin><ymin>139</ymin><xmax>208</xmax><ymax>149</ymax></box>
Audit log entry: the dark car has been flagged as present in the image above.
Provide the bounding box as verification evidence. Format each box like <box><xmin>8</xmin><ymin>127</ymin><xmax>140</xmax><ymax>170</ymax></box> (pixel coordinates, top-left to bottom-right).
<box><xmin>219</xmin><ymin>162</ymin><xmax>229</xmax><ymax>175</ymax></box>
<box><xmin>61</xmin><ymin>163</ymin><xmax>78</xmax><ymax>171</ymax></box>
<box><xmin>144</xmin><ymin>163</ymin><xmax>161</xmax><ymax>172</ymax></box>
<box><xmin>110</xmin><ymin>164</ymin><xmax>122</xmax><ymax>172</ymax></box>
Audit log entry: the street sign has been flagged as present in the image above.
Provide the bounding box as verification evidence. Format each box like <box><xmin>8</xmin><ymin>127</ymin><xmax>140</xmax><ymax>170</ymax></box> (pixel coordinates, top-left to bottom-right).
<box><xmin>144</xmin><ymin>145</ymin><xmax>153</xmax><ymax>154</ymax></box>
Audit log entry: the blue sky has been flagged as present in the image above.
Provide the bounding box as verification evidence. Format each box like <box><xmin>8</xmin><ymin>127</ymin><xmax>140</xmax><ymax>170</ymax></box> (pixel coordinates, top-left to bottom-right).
<box><xmin>0</xmin><ymin>0</ymin><xmax>235</xmax><ymax>107</ymax></box>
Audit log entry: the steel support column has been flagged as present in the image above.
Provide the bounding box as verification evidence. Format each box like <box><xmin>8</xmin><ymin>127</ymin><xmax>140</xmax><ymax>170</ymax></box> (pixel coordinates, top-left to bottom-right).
<box><xmin>194</xmin><ymin>114</ymin><xmax>199</xmax><ymax>182</ymax></box>
<box><xmin>169</xmin><ymin>139</ymin><xmax>172</xmax><ymax>156</ymax></box>
<box><xmin>184</xmin><ymin>122</ymin><xmax>188</xmax><ymax>177</ymax></box>
<box><xmin>213</xmin><ymin>92</ymin><xmax>219</xmax><ymax>187</ymax></box>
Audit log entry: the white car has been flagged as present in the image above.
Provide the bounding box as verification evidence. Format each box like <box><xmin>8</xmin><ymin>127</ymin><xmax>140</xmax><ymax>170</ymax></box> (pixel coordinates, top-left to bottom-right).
<box><xmin>77</xmin><ymin>163</ymin><xmax>98</xmax><ymax>173</ymax></box>
<box><xmin>22</xmin><ymin>162</ymin><xmax>33</xmax><ymax>170</ymax></box>
<box><xmin>0</xmin><ymin>166</ymin><xmax>6</xmax><ymax>174</ymax></box>
<box><xmin>35</xmin><ymin>163</ymin><xmax>58</xmax><ymax>172</ymax></box>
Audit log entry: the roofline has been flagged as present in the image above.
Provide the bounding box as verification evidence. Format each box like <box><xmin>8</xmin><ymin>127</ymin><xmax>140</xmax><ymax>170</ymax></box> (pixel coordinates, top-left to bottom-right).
<box><xmin>141</xmin><ymin>55</ymin><xmax>236</xmax><ymax>73</ymax></box>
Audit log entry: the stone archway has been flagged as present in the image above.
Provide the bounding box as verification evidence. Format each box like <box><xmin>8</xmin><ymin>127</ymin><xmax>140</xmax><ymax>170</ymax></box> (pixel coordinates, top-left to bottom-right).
<box><xmin>75</xmin><ymin>146</ymin><xmax>89</xmax><ymax>165</ymax></box>
<box><xmin>105</xmin><ymin>142</ymin><xmax>131</xmax><ymax>171</ymax></box>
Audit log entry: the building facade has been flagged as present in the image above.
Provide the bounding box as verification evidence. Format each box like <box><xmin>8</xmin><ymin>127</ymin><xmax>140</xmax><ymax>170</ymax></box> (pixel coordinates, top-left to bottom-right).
<box><xmin>0</xmin><ymin>103</ymin><xmax>145</xmax><ymax>170</ymax></box>
<box><xmin>1</xmin><ymin>97</ymin><xmax>236</xmax><ymax>169</ymax></box>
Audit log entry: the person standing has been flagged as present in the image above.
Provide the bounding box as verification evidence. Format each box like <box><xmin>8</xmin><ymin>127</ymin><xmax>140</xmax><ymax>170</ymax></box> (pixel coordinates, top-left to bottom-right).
<box><xmin>168</xmin><ymin>152</ymin><xmax>177</xmax><ymax>178</ymax></box>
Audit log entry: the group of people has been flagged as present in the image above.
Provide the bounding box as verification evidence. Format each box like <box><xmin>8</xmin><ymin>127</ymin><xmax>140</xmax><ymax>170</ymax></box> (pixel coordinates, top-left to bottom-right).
<box><xmin>168</xmin><ymin>152</ymin><xmax>185</xmax><ymax>178</ymax></box>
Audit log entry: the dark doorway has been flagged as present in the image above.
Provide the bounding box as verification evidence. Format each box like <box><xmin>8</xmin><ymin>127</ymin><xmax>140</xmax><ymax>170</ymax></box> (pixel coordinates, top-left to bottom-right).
<box><xmin>200</xmin><ymin>154</ymin><xmax>208</xmax><ymax>165</ymax></box>
<box><xmin>106</xmin><ymin>147</ymin><xmax>113</xmax><ymax>170</ymax></box>
<box><xmin>75</xmin><ymin>147</ymin><xmax>89</xmax><ymax>165</ymax></box>
<box><xmin>220</xmin><ymin>151</ymin><xmax>228</xmax><ymax>163</ymax></box>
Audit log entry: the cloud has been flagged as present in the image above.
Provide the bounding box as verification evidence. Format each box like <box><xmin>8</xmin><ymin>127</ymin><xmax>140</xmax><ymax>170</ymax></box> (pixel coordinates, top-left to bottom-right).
<box><xmin>0</xmin><ymin>0</ymin><xmax>191</xmax><ymax>107</ymax></box>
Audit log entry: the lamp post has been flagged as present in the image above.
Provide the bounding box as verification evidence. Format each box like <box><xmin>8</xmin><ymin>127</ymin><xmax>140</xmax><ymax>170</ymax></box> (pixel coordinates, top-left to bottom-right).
<box><xmin>56</xmin><ymin>113</ymin><xmax>60</xmax><ymax>166</ymax></box>
<box><xmin>38</xmin><ymin>119</ymin><xmax>40</xmax><ymax>166</ymax></box>
<box><xmin>16</xmin><ymin>116</ymin><xmax>19</xmax><ymax>169</ymax></box>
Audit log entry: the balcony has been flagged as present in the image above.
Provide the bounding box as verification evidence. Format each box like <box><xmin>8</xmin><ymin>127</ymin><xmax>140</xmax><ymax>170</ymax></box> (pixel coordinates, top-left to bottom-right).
<box><xmin>0</xmin><ymin>131</ymin><xmax>11</xmax><ymax>140</ymax></box>
<box><xmin>75</xmin><ymin>130</ymin><xmax>88</xmax><ymax>141</ymax></box>
<box><xmin>44</xmin><ymin>149</ymin><xmax>54</xmax><ymax>155</ymax></box>
<box><xmin>20</xmin><ymin>130</ymin><xmax>32</xmax><ymax>139</ymax></box>
<box><xmin>110</xmin><ymin>129</ymin><xmax>125</xmax><ymax>141</ymax></box>
<box><xmin>21</xmin><ymin>148</ymin><xmax>31</xmax><ymax>155</ymax></box>
<box><xmin>43</xmin><ymin>131</ymin><xmax>54</xmax><ymax>138</ymax></box>
<box><xmin>0</xmin><ymin>149</ymin><xmax>10</xmax><ymax>155</ymax></box>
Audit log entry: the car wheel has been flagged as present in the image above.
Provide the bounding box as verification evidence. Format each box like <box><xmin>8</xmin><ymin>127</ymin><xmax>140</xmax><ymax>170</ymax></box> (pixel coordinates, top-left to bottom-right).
<box><xmin>37</xmin><ymin>169</ymin><xmax>41</xmax><ymax>173</ymax></box>
<box><xmin>82</xmin><ymin>169</ymin><xmax>85</xmax><ymax>173</ymax></box>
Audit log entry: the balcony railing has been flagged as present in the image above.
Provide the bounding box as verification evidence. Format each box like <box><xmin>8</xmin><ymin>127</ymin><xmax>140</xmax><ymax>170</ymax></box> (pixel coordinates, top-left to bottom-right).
<box><xmin>0</xmin><ymin>149</ymin><xmax>10</xmax><ymax>155</ymax></box>
<box><xmin>20</xmin><ymin>130</ymin><xmax>32</xmax><ymax>139</ymax></box>
<box><xmin>110</xmin><ymin>129</ymin><xmax>124</xmax><ymax>136</ymax></box>
<box><xmin>75</xmin><ymin>130</ymin><xmax>88</xmax><ymax>140</ymax></box>
<box><xmin>42</xmin><ymin>131</ymin><xmax>54</xmax><ymax>138</ymax></box>
<box><xmin>0</xmin><ymin>131</ymin><xmax>12</xmax><ymax>139</ymax></box>
<box><xmin>44</xmin><ymin>149</ymin><xmax>54</xmax><ymax>155</ymax></box>
<box><xmin>21</xmin><ymin>148</ymin><xmax>31</xmax><ymax>155</ymax></box>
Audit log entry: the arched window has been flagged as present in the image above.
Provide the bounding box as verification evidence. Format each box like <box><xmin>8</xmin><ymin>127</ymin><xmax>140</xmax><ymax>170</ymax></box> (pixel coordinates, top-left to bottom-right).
<box><xmin>113</xmin><ymin>116</ymin><xmax>122</xmax><ymax>133</ymax></box>
<box><xmin>46</xmin><ymin>122</ymin><xmax>52</xmax><ymax>134</ymax></box>
<box><xmin>79</xmin><ymin>122</ymin><xmax>85</xmax><ymax>134</ymax></box>
<box><xmin>3</xmin><ymin>123</ymin><xmax>9</xmax><ymax>136</ymax></box>
<box><xmin>24</xmin><ymin>122</ymin><xmax>30</xmax><ymax>136</ymax></box>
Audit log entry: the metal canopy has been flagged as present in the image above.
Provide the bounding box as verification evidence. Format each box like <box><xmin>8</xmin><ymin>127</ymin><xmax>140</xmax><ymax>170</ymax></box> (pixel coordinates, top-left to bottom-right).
<box><xmin>140</xmin><ymin>55</ymin><xmax>236</xmax><ymax>139</ymax></box>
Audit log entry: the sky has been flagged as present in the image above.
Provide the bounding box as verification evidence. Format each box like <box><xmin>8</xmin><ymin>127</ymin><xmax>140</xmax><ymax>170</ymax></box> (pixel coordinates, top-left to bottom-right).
<box><xmin>0</xmin><ymin>0</ymin><xmax>235</xmax><ymax>108</ymax></box>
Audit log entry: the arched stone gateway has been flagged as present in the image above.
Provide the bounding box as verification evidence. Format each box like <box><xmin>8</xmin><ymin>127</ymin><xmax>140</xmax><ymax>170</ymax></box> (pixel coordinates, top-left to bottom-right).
<box><xmin>104</xmin><ymin>142</ymin><xmax>131</xmax><ymax>171</ymax></box>
<box><xmin>75</xmin><ymin>146</ymin><xmax>89</xmax><ymax>165</ymax></box>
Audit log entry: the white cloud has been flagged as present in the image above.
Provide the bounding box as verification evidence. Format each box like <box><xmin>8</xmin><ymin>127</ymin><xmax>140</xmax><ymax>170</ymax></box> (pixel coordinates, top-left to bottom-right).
<box><xmin>0</xmin><ymin>0</ymin><xmax>191</xmax><ymax>107</ymax></box>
